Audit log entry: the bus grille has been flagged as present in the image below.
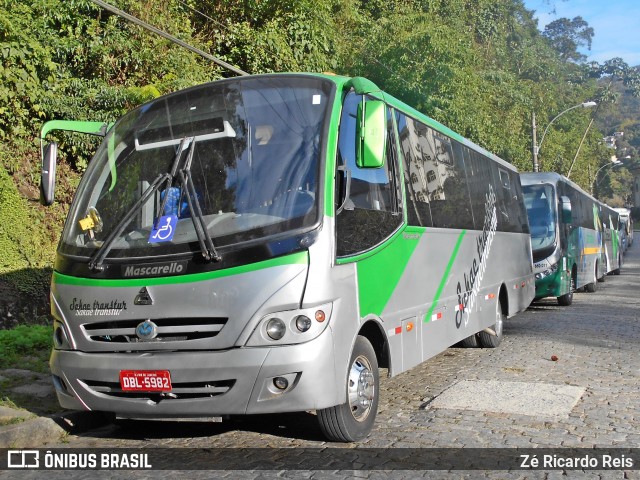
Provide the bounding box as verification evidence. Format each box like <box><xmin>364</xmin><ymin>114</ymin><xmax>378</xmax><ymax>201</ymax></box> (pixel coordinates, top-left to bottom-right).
<box><xmin>80</xmin><ymin>379</ymin><xmax>235</xmax><ymax>400</ymax></box>
<box><xmin>82</xmin><ymin>317</ymin><xmax>227</xmax><ymax>343</ymax></box>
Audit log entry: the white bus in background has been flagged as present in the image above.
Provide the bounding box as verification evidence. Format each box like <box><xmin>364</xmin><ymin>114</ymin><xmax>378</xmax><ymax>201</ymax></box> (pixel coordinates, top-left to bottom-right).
<box><xmin>613</xmin><ymin>207</ymin><xmax>633</xmax><ymax>251</ymax></box>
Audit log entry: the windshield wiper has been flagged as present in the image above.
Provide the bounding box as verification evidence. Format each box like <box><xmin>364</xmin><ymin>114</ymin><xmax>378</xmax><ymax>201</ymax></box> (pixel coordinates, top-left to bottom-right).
<box><xmin>90</xmin><ymin>137</ymin><xmax>194</xmax><ymax>271</ymax></box>
<box><xmin>89</xmin><ymin>136</ymin><xmax>221</xmax><ymax>271</ymax></box>
<box><xmin>89</xmin><ymin>172</ymin><xmax>170</xmax><ymax>271</ymax></box>
<box><xmin>176</xmin><ymin>138</ymin><xmax>222</xmax><ymax>262</ymax></box>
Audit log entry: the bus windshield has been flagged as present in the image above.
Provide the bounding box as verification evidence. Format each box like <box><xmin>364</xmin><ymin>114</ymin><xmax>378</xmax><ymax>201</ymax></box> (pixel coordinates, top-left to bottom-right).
<box><xmin>522</xmin><ymin>183</ymin><xmax>557</xmax><ymax>251</ymax></box>
<box><xmin>59</xmin><ymin>76</ymin><xmax>332</xmax><ymax>260</ymax></box>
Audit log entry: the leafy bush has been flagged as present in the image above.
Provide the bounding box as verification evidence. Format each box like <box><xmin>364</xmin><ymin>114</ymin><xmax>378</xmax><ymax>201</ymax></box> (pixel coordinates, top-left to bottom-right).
<box><xmin>0</xmin><ymin>325</ymin><xmax>51</xmax><ymax>372</ymax></box>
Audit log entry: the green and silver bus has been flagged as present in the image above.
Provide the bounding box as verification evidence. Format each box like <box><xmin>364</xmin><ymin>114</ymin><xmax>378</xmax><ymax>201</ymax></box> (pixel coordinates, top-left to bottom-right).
<box><xmin>41</xmin><ymin>73</ymin><xmax>534</xmax><ymax>441</ymax></box>
<box><xmin>520</xmin><ymin>172</ymin><xmax>621</xmax><ymax>305</ymax></box>
<box><xmin>601</xmin><ymin>204</ymin><xmax>622</xmax><ymax>276</ymax></box>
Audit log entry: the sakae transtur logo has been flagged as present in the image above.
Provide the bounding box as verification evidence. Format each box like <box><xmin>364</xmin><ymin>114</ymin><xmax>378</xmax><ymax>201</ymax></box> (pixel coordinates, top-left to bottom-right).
<box><xmin>69</xmin><ymin>298</ymin><xmax>127</xmax><ymax>316</ymax></box>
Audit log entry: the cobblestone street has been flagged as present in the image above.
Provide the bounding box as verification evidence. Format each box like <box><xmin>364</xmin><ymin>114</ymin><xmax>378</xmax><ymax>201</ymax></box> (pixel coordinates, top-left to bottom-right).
<box><xmin>5</xmin><ymin>243</ymin><xmax>639</xmax><ymax>479</ymax></box>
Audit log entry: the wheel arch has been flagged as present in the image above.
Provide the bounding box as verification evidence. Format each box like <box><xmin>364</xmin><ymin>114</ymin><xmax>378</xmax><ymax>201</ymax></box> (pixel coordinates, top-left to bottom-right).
<box><xmin>358</xmin><ymin>319</ymin><xmax>390</xmax><ymax>369</ymax></box>
<box><xmin>499</xmin><ymin>283</ymin><xmax>509</xmax><ymax>316</ymax></box>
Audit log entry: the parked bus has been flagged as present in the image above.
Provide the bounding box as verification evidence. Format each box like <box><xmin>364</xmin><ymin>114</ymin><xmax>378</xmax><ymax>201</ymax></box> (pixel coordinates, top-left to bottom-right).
<box><xmin>600</xmin><ymin>204</ymin><xmax>622</xmax><ymax>275</ymax></box>
<box><xmin>40</xmin><ymin>73</ymin><xmax>534</xmax><ymax>442</ymax></box>
<box><xmin>613</xmin><ymin>207</ymin><xmax>633</xmax><ymax>250</ymax></box>
<box><xmin>520</xmin><ymin>172</ymin><xmax>618</xmax><ymax>305</ymax></box>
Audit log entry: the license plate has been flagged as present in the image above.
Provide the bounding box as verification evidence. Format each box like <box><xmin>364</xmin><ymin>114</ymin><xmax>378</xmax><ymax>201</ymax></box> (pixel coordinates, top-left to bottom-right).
<box><xmin>119</xmin><ymin>370</ymin><xmax>172</xmax><ymax>392</ymax></box>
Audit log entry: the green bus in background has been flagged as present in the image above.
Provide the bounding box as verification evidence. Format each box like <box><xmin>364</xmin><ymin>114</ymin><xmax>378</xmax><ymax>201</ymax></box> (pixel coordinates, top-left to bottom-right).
<box><xmin>600</xmin><ymin>203</ymin><xmax>622</xmax><ymax>276</ymax></box>
<box><xmin>520</xmin><ymin>172</ymin><xmax>621</xmax><ymax>306</ymax></box>
<box><xmin>40</xmin><ymin>73</ymin><xmax>534</xmax><ymax>442</ymax></box>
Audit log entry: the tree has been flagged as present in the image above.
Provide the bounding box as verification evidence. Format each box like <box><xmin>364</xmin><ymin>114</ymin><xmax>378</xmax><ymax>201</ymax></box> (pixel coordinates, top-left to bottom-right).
<box><xmin>542</xmin><ymin>16</ymin><xmax>594</xmax><ymax>62</ymax></box>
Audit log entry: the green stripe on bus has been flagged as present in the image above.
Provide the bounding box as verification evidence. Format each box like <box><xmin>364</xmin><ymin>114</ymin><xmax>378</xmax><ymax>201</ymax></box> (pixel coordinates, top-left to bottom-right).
<box><xmin>356</xmin><ymin>228</ymin><xmax>423</xmax><ymax>317</ymax></box>
<box><xmin>53</xmin><ymin>251</ymin><xmax>308</xmax><ymax>287</ymax></box>
<box><xmin>424</xmin><ymin>230</ymin><xmax>467</xmax><ymax>323</ymax></box>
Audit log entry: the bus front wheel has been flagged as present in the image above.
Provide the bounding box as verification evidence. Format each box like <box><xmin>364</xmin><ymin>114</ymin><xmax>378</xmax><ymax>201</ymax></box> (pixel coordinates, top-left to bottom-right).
<box><xmin>557</xmin><ymin>273</ymin><xmax>575</xmax><ymax>306</ymax></box>
<box><xmin>317</xmin><ymin>335</ymin><xmax>379</xmax><ymax>442</ymax></box>
<box><xmin>613</xmin><ymin>254</ymin><xmax>621</xmax><ymax>275</ymax></box>
<box><xmin>585</xmin><ymin>263</ymin><xmax>598</xmax><ymax>293</ymax></box>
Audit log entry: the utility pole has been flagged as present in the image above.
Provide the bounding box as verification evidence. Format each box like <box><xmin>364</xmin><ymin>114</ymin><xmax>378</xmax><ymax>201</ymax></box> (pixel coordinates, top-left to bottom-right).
<box><xmin>532</xmin><ymin>112</ymin><xmax>539</xmax><ymax>173</ymax></box>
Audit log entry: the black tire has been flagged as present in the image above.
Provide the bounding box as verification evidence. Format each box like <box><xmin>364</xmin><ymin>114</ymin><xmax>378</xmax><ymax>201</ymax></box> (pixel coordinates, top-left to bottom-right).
<box><xmin>585</xmin><ymin>263</ymin><xmax>598</xmax><ymax>293</ymax></box>
<box><xmin>478</xmin><ymin>299</ymin><xmax>505</xmax><ymax>348</ymax></box>
<box><xmin>557</xmin><ymin>272</ymin><xmax>575</xmax><ymax>306</ymax></box>
<box><xmin>459</xmin><ymin>333</ymin><xmax>479</xmax><ymax>348</ymax></box>
<box><xmin>317</xmin><ymin>336</ymin><xmax>379</xmax><ymax>442</ymax></box>
<box><xmin>613</xmin><ymin>254</ymin><xmax>621</xmax><ymax>275</ymax></box>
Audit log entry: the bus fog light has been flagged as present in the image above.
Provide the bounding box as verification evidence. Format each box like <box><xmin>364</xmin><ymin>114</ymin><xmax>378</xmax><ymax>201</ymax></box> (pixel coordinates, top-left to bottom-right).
<box><xmin>273</xmin><ymin>377</ymin><xmax>289</xmax><ymax>390</ymax></box>
<box><xmin>53</xmin><ymin>325</ymin><xmax>68</xmax><ymax>349</ymax></box>
<box><xmin>295</xmin><ymin>315</ymin><xmax>312</xmax><ymax>332</ymax></box>
<box><xmin>266</xmin><ymin>318</ymin><xmax>286</xmax><ymax>340</ymax></box>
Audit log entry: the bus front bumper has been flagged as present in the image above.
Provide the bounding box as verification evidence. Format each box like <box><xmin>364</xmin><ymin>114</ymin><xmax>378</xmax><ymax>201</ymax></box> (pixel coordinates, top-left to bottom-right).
<box><xmin>49</xmin><ymin>329</ymin><xmax>340</xmax><ymax>417</ymax></box>
<box><xmin>534</xmin><ymin>268</ymin><xmax>567</xmax><ymax>299</ymax></box>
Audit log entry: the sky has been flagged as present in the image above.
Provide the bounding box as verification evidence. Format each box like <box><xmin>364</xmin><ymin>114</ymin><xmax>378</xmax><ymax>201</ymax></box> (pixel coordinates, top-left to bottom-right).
<box><xmin>523</xmin><ymin>0</ymin><xmax>640</xmax><ymax>66</ymax></box>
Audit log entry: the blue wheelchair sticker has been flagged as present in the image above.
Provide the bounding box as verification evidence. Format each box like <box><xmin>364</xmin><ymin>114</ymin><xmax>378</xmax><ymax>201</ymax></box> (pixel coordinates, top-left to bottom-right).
<box><xmin>149</xmin><ymin>215</ymin><xmax>178</xmax><ymax>243</ymax></box>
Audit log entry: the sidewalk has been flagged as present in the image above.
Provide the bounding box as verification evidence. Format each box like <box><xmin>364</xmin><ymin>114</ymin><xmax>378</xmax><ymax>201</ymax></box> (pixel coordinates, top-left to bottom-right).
<box><xmin>0</xmin><ymin>368</ymin><xmax>108</xmax><ymax>448</ymax></box>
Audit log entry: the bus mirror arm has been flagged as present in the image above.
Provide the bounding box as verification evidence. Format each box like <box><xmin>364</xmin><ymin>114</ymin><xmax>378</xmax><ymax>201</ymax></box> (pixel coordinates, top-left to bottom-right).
<box><xmin>336</xmin><ymin>165</ymin><xmax>354</xmax><ymax>215</ymax></box>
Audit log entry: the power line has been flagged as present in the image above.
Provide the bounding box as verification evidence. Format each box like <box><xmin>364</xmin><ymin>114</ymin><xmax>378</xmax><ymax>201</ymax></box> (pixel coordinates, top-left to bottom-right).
<box><xmin>174</xmin><ymin>0</ymin><xmax>298</xmax><ymax>71</ymax></box>
<box><xmin>90</xmin><ymin>0</ymin><xmax>248</xmax><ymax>76</ymax></box>
<box><xmin>175</xmin><ymin>0</ymin><xmax>230</xmax><ymax>34</ymax></box>
<box><xmin>172</xmin><ymin>0</ymin><xmax>426</xmax><ymax>96</ymax></box>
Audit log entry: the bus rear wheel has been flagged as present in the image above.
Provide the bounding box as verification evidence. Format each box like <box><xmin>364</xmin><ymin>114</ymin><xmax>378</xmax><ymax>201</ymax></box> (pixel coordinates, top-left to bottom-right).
<box><xmin>459</xmin><ymin>333</ymin><xmax>479</xmax><ymax>348</ymax></box>
<box><xmin>317</xmin><ymin>335</ymin><xmax>379</xmax><ymax>442</ymax></box>
<box><xmin>478</xmin><ymin>299</ymin><xmax>505</xmax><ymax>348</ymax></box>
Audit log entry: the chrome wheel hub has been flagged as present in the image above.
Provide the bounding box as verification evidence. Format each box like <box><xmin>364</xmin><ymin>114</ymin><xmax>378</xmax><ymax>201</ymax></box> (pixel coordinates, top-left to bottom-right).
<box><xmin>348</xmin><ymin>355</ymin><xmax>375</xmax><ymax>422</ymax></box>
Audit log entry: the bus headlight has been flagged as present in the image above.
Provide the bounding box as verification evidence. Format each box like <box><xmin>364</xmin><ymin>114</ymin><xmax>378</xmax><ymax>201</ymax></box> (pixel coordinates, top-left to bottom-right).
<box><xmin>266</xmin><ymin>318</ymin><xmax>286</xmax><ymax>340</ymax></box>
<box><xmin>246</xmin><ymin>302</ymin><xmax>333</xmax><ymax>346</ymax></box>
<box><xmin>295</xmin><ymin>315</ymin><xmax>312</xmax><ymax>332</ymax></box>
<box><xmin>535</xmin><ymin>262</ymin><xmax>559</xmax><ymax>279</ymax></box>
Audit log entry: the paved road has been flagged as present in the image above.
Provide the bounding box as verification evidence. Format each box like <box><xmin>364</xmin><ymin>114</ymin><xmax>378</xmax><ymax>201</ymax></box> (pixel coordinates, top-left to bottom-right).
<box><xmin>6</xmin><ymin>242</ymin><xmax>639</xmax><ymax>479</ymax></box>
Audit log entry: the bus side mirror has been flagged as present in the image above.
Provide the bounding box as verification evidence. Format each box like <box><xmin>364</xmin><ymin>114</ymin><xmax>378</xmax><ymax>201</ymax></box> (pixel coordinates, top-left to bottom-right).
<box><xmin>560</xmin><ymin>195</ymin><xmax>572</xmax><ymax>224</ymax></box>
<box><xmin>40</xmin><ymin>141</ymin><xmax>57</xmax><ymax>206</ymax></box>
<box><xmin>356</xmin><ymin>100</ymin><xmax>386</xmax><ymax>169</ymax></box>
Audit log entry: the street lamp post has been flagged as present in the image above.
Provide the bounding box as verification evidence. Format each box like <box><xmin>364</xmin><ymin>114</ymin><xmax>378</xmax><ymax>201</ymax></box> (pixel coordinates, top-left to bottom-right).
<box><xmin>591</xmin><ymin>159</ymin><xmax>622</xmax><ymax>195</ymax></box>
<box><xmin>531</xmin><ymin>101</ymin><xmax>597</xmax><ymax>172</ymax></box>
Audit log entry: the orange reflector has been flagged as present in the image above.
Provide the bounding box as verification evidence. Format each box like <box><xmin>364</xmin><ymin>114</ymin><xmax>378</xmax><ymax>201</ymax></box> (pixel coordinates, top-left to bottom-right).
<box><xmin>315</xmin><ymin>310</ymin><xmax>326</xmax><ymax>323</ymax></box>
<box><xmin>406</xmin><ymin>322</ymin><xmax>414</xmax><ymax>332</ymax></box>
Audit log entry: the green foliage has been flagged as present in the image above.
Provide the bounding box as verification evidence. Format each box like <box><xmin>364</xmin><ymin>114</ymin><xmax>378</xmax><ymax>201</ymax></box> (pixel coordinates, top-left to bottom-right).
<box><xmin>0</xmin><ymin>162</ymin><xmax>57</xmax><ymax>277</ymax></box>
<box><xmin>0</xmin><ymin>325</ymin><xmax>51</xmax><ymax>372</ymax></box>
<box><xmin>195</xmin><ymin>0</ymin><xmax>342</xmax><ymax>74</ymax></box>
<box><xmin>1</xmin><ymin>0</ymin><xmax>637</xmax><ymax>322</ymax></box>
<box><xmin>542</xmin><ymin>16</ymin><xmax>594</xmax><ymax>62</ymax></box>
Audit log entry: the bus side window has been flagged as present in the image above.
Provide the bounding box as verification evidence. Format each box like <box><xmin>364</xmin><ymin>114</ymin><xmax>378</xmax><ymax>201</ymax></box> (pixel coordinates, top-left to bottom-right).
<box><xmin>428</xmin><ymin>139</ymin><xmax>474</xmax><ymax>230</ymax></box>
<box><xmin>395</xmin><ymin>111</ymin><xmax>433</xmax><ymax>227</ymax></box>
<box><xmin>492</xmin><ymin>167</ymin><xmax>529</xmax><ymax>234</ymax></box>
<box><xmin>397</xmin><ymin>118</ymin><xmax>474</xmax><ymax>231</ymax></box>
<box><xmin>335</xmin><ymin>92</ymin><xmax>403</xmax><ymax>257</ymax></box>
